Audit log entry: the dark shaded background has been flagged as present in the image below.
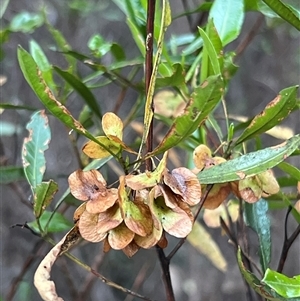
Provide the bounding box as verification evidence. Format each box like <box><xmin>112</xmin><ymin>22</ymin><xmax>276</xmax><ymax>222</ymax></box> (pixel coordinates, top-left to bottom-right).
<box><xmin>1</xmin><ymin>1</ymin><xmax>299</xmax><ymax>301</ymax></box>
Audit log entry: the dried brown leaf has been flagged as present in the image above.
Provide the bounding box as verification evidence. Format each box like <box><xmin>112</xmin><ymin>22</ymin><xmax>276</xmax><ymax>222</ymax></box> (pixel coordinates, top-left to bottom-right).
<box><xmin>34</xmin><ymin>234</ymin><xmax>68</xmax><ymax>301</ymax></box>
<box><xmin>203</xmin><ymin>184</ymin><xmax>231</xmax><ymax>209</ymax></box>
<box><xmin>108</xmin><ymin>222</ymin><xmax>135</xmax><ymax>249</ymax></box>
<box><xmin>122</xmin><ymin>241</ymin><xmax>140</xmax><ymax>257</ymax></box>
<box><xmin>69</xmin><ymin>170</ymin><xmax>117</xmax><ymax>213</ymax></box>
<box><xmin>78</xmin><ymin>205</ymin><xmax>122</xmax><ymax>242</ymax></box>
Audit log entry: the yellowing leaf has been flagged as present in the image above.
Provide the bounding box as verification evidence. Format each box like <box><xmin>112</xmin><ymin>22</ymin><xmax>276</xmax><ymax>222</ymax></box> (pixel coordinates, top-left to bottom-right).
<box><xmin>188</xmin><ymin>221</ymin><xmax>227</xmax><ymax>272</ymax></box>
<box><xmin>102</xmin><ymin>112</ymin><xmax>123</xmax><ymax>140</ymax></box>
<box><xmin>125</xmin><ymin>152</ymin><xmax>168</xmax><ymax>190</ymax></box>
<box><xmin>193</xmin><ymin>144</ymin><xmax>212</xmax><ymax>170</ymax></box>
<box><xmin>82</xmin><ymin>136</ymin><xmax>121</xmax><ymax>159</ymax></box>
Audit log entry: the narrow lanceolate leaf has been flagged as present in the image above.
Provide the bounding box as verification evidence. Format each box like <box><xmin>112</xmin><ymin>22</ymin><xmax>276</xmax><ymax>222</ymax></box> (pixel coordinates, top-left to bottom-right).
<box><xmin>0</xmin><ymin>166</ymin><xmax>25</xmax><ymax>184</ymax></box>
<box><xmin>244</xmin><ymin>199</ymin><xmax>271</xmax><ymax>273</ymax></box>
<box><xmin>149</xmin><ymin>75</ymin><xmax>224</xmax><ymax>156</ymax></box>
<box><xmin>187</xmin><ymin>221</ymin><xmax>227</xmax><ymax>272</ymax></box>
<box><xmin>262</xmin><ymin>0</ymin><xmax>300</xmax><ymax>30</ymax></box>
<box><xmin>199</xmin><ymin>24</ymin><xmax>221</xmax><ymax>81</ymax></box>
<box><xmin>53</xmin><ymin>66</ymin><xmax>102</xmax><ymax>118</ymax></box>
<box><xmin>277</xmin><ymin>162</ymin><xmax>300</xmax><ymax>181</ymax></box>
<box><xmin>34</xmin><ymin>180</ymin><xmax>59</xmax><ymax>218</ymax></box>
<box><xmin>235</xmin><ymin>86</ymin><xmax>298</xmax><ymax>145</ymax></box>
<box><xmin>22</xmin><ymin>110</ymin><xmax>51</xmax><ymax>190</ymax></box>
<box><xmin>209</xmin><ymin>0</ymin><xmax>244</xmax><ymax>46</ymax></box>
<box><xmin>18</xmin><ymin>46</ymin><xmax>115</xmax><ymax>157</ymax></box>
<box><xmin>262</xmin><ymin>269</ymin><xmax>300</xmax><ymax>298</ymax></box>
<box><xmin>198</xmin><ymin>135</ymin><xmax>300</xmax><ymax>184</ymax></box>
<box><xmin>237</xmin><ymin>248</ymin><xmax>300</xmax><ymax>301</ymax></box>
<box><xmin>29</xmin><ymin>40</ymin><xmax>56</xmax><ymax>92</ymax></box>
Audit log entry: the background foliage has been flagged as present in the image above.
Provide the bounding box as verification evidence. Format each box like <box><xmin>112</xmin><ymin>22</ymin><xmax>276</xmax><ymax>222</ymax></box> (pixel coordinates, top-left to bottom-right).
<box><xmin>1</xmin><ymin>0</ymin><xmax>300</xmax><ymax>300</ymax></box>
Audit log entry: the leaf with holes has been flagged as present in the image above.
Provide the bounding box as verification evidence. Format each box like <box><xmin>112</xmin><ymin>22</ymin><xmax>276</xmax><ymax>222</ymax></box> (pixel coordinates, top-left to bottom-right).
<box><xmin>22</xmin><ymin>110</ymin><xmax>51</xmax><ymax>191</ymax></box>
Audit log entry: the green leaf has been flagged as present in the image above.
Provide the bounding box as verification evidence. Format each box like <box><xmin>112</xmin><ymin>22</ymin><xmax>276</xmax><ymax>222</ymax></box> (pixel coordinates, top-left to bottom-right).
<box><xmin>244</xmin><ymin>199</ymin><xmax>271</xmax><ymax>273</ymax></box>
<box><xmin>155</xmin><ymin>63</ymin><xmax>186</xmax><ymax>88</ymax></box>
<box><xmin>209</xmin><ymin>0</ymin><xmax>244</xmax><ymax>46</ymax></box>
<box><xmin>28</xmin><ymin>211</ymin><xmax>72</xmax><ymax>233</ymax></box>
<box><xmin>199</xmin><ymin>25</ymin><xmax>221</xmax><ymax>78</ymax></box>
<box><xmin>235</xmin><ymin>86</ymin><xmax>298</xmax><ymax>145</ymax></box>
<box><xmin>29</xmin><ymin>40</ymin><xmax>56</xmax><ymax>92</ymax></box>
<box><xmin>277</xmin><ymin>162</ymin><xmax>300</xmax><ymax>181</ymax></box>
<box><xmin>45</xmin><ymin>21</ymin><xmax>76</xmax><ymax>72</ymax></box>
<box><xmin>53</xmin><ymin>66</ymin><xmax>102</xmax><ymax>118</ymax></box>
<box><xmin>0</xmin><ymin>166</ymin><xmax>25</xmax><ymax>184</ymax></box>
<box><xmin>88</xmin><ymin>34</ymin><xmax>112</xmax><ymax>58</ymax></box>
<box><xmin>17</xmin><ymin>47</ymin><xmax>115</xmax><ymax>157</ymax></box>
<box><xmin>22</xmin><ymin>110</ymin><xmax>51</xmax><ymax>190</ymax></box>
<box><xmin>149</xmin><ymin>75</ymin><xmax>224</xmax><ymax>156</ymax></box>
<box><xmin>187</xmin><ymin>221</ymin><xmax>227</xmax><ymax>272</ymax></box>
<box><xmin>110</xmin><ymin>43</ymin><xmax>126</xmax><ymax>61</ymax></box>
<box><xmin>237</xmin><ymin>248</ymin><xmax>300</xmax><ymax>301</ymax></box>
<box><xmin>34</xmin><ymin>180</ymin><xmax>59</xmax><ymax>218</ymax></box>
<box><xmin>262</xmin><ymin>0</ymin><xmax>300</xmax><ymax>30</ymax></box>
<box><xmin>9</xmin><ymin>11</ymin><xmax>44</xmax><ymax>33</ymax></box>
<box><xmin>198</xmin><ymin>135</ymin><xmax>300</xmax><ymax>184</ymax></box>
<box><xmin>262</xmin><ymin>269</ymin><xmax>300</xmax><ymax>298</ymax></box>
<box><xmin>0</xmin><ymin>103</ymin><xmax>37</xmax><ymax>111</ymax></box>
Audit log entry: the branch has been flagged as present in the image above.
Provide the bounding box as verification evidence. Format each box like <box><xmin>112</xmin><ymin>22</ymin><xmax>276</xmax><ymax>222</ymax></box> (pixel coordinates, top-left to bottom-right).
<box><xmin>277</xmin><ymin>207</ymin><xmax>300</xmax><ymax>272</ymax></box>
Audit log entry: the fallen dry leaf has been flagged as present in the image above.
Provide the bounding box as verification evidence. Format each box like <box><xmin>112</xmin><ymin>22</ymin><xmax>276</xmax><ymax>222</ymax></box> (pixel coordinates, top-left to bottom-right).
<box><xmin>34</xmin><ymin>234</ymin><xmax>69</xmax><ymax>301</ymax></box>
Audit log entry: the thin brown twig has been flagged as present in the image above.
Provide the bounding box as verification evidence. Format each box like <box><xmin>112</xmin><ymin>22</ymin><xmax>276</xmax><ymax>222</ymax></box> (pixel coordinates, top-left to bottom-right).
<box><xmin>75</xmin><ymin>249</ymin><xmax>106</xmax><ymax>301</ymax></box>
<box><xmin>58</xmin><ymin>258</ymin><xmax>79</xmax><ymax>300</ymax></box>
<box><xmin>144</xmin><ymin>1</ymin><xmax>174</xmax><ymax>299</ymax></box>
<box><xmin>235</xmin><ymin>15</ymin><xmax>264</xmax><ymax>59</ymax></box>
<box><xmin>156</xmin><ymin>246</ymin><xmax>175</xmax><ymax>301</ymax></box>
<box><xmin>6</xmin><ymin>240</ymin><xmax>45</xmax><ymax>301</ymax></box>
<box><xmin>124</xmin><ymin>262</ymin><xmax>152</xmax><ymax>301</ymax></box>
<box><xmin>277</xmin><ymin>207</ymin><xmax>300</xmax><ymax>272</ymax></box>
<box><xmin>167</xmin><ymin>184</ymin><xmax>213</xmax><ymax>260</ymax></box>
